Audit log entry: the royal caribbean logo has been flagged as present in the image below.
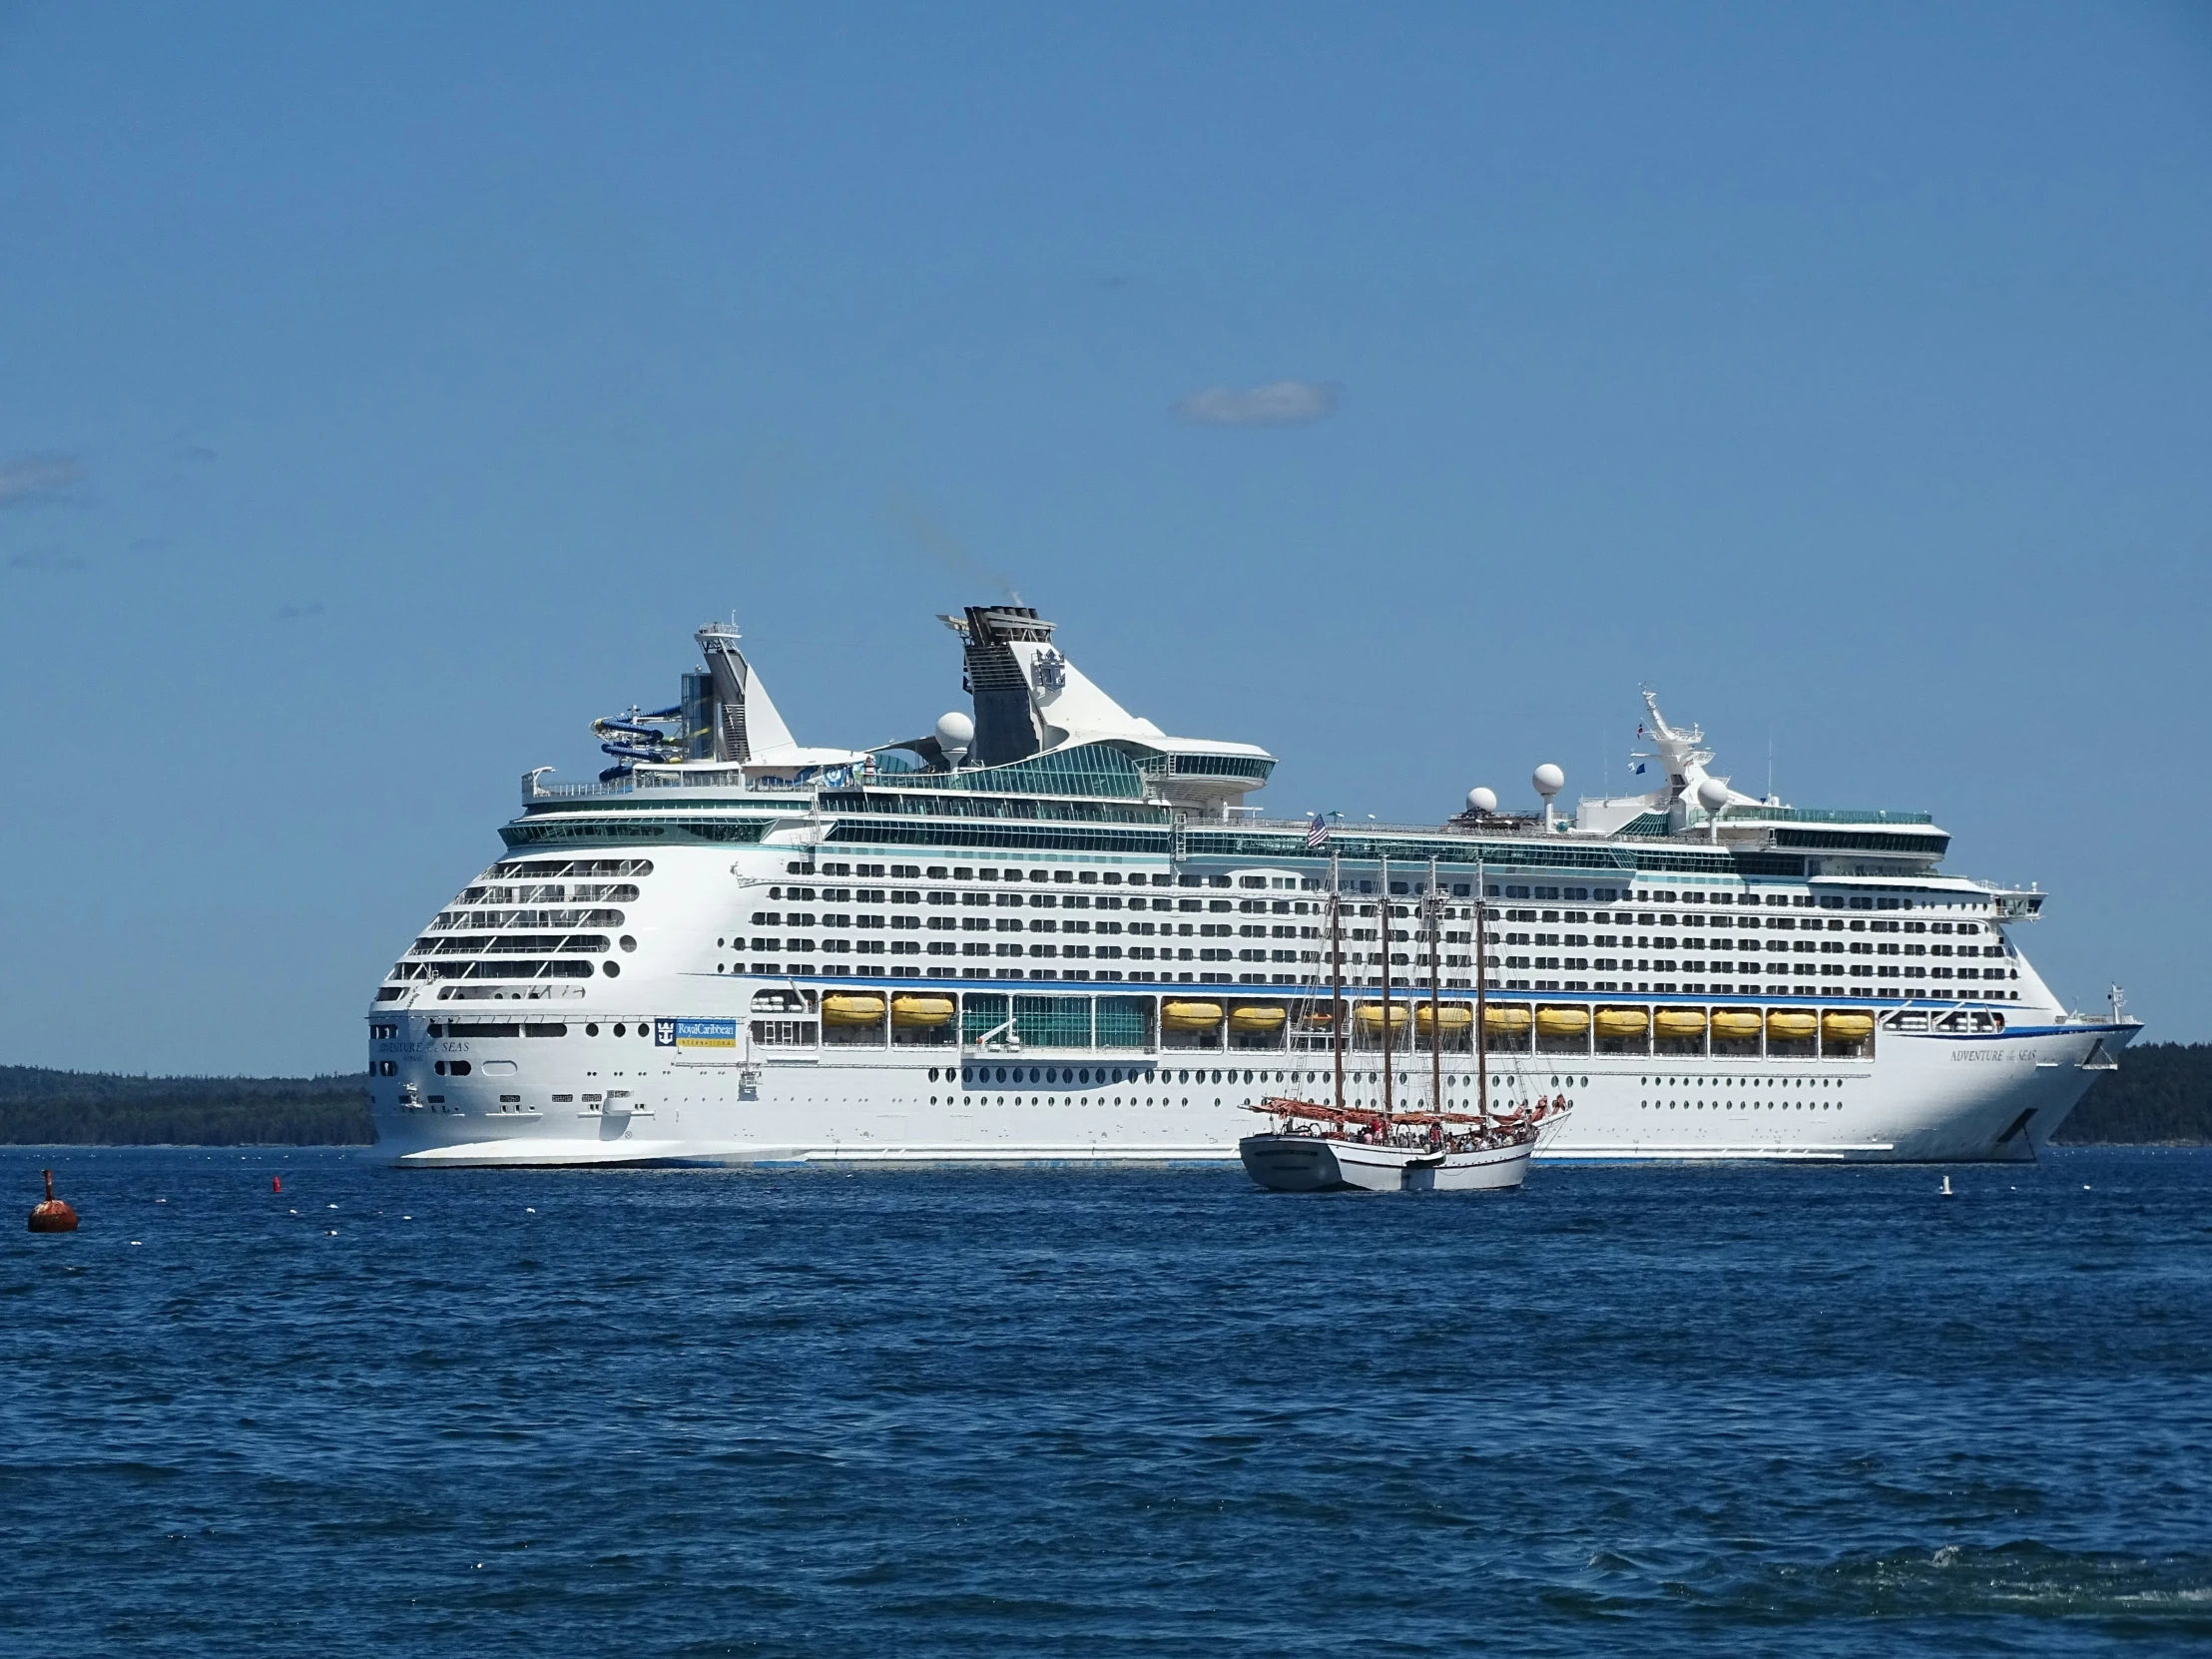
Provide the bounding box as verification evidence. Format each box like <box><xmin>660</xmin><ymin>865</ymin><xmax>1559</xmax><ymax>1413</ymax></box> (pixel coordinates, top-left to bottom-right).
<box><xmin>656</xmin><ymin>1017</ymin><xmax>738</xmax><ymax>1049</ymax></box>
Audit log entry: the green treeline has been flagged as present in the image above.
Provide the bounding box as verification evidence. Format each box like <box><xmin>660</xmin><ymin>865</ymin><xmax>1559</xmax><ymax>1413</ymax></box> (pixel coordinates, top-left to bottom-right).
<box><xmin>0</xmin><ymin>1043</ymin><xmax>2205</xmax><ymax>1148</ymax></box>
<box><xmin>2053</xmin><ymin>1043</ymin><xmax>2212</xmax><ymax>1146</ymax></box>
<box><xmin>0</xmin><ymin>1067</ymin><xmax>375</xmax><ymax>1147</ymax></box>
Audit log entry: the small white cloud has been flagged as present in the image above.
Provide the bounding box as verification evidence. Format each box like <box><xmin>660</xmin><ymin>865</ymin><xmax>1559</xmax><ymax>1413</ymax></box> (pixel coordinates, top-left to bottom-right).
<box><xmin>0</xmin><ymin>452</ymin><xmax>85</xmax><ymax>507</ymax></box>
<box><xmin>1172</xmin><ymin>380</ymin><xmax>1340</xmax><ymax>427</ymax></box>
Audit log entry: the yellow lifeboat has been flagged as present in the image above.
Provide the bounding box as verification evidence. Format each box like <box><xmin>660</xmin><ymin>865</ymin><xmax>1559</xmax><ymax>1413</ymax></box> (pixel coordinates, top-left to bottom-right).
<box><xmin>1535</xmin><ymin>1007</ymin><xmax>1589</xmax><ymax>1037</ymax></box>
<box><xmin>1354</xmin><ymin>1004</ymin><xmax>1409</xmax><ymax>1030</ymax></box>
<box><xmin>1822</xmin><ymin>1011</ymin><xmax>1876</xmax><ymax>1041</ymax></box>
<box><xmin>1710</xmin><ymin>1010</ymin><xmax>1764</xmax><ymax>1040</ymax></box>
<box><xmin>1161</xmin><ymin>1001</ymin><xmax>1224</xmax><ymax>1031</ymax></box>
<box><xmin>1654</xmin><ymin>1008</ymin><xmax>1709</xmax><ymax>1038</ymax></box>
<box><xmin>890</xmin><ymin>995</ymin><xmax>955</xmax><ymax>1027</ymax></box>
<box><xmin>1415</xmin><ymin>1004</ymin><xmax>1474</xmax><ymax>1033</ymax></box>
<box><xmin>1229</xmin><ymin>1005</ymin><xmax>1287</xmax><ymax>1033</ymax></box>
<box><xmin>1766</xmin><ymin>1010</ymin><xmax>1819</xmax><ymax>1041</ymax></box>
<box><xmin>1483</xmin><ymin>1004</ymin><xmax>1532</xmax><ymax>1033</ymax></box>
<box><xmin>1593</xmin><ymin>1008</ymin><xmax>1649</xmax><ymax>1038</ymax></box>
<box><xmin>821</xmin><ymin>993</ymin><xmax>887</xmax><ymax>1025</ymax></box>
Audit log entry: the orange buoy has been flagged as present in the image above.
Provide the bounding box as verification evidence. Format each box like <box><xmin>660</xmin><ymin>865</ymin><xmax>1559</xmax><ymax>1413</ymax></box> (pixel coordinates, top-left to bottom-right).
<box><xmin>29</xmin><ymin>1170</ymin><xmax>78</xmax><ymax>1233</ymax></box>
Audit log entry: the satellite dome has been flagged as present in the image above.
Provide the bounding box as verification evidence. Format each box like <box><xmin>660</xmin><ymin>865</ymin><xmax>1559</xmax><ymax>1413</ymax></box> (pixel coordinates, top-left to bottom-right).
<box><xmin>934</xmin><ymin>711</ymin><xmax>974</xmax><ymax>770</ymax></box>
<box><xmin>1696</xmin><ymin>777</ymin><xmax>1732</xmax><ymax>814</ymax></box>
<box><xmin>1532</xmin><ymin>764</ymin><xmax>1564</xmax><ymax>799</ymax></box>
<box><xmin>1466</xmin><ymin>787</ymin><xmax>1498</xmax><ymax>816</ymax></box>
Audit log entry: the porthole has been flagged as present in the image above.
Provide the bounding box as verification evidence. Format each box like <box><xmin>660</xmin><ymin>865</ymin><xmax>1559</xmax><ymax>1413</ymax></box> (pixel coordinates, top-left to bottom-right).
<box><xmin>434</xmin><ymin>1061</ymin><xmax>447</xmax><ymax>1075</ymax></box>
<box><xmin>619</xmin><ymin>935</ymin><xmax>637</xmax><ymax>952</ymax></box>
<box><xmin>928</xmin><ymin>1068</ymin><xmax>939</xmax><ymax>1083</ymax></box>
<box><xmin>613</xmin><ymin>1023</ymin><xmax>626</xmax><ymax>1037</ymax></box>
<box><xmin>995</xmin><ymin>1067</ymin><xmax>1007</xmax><ymax>1083</ymax></box>
<box><xmin>602</xmin><ymin>961</ymin><xmax>620</xmax><ymax>978</ymax></box>
<box><xmin>586</xmin><ymin>1023</ymin><xmax>600</xmax><ymax>1036</ymax></box>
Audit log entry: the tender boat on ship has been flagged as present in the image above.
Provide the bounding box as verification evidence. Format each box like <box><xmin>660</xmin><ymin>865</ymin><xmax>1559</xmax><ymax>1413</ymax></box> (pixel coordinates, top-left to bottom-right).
<box><xmin>365</xmin><ymin>602</ymin><xmax>2139</xmax><ymax>1168</ymax></box>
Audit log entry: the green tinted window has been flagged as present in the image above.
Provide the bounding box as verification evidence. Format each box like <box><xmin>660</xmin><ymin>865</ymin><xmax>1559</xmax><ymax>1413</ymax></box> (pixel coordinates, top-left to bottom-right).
<box><xmin>960</xmin><ymin>993</ymin><xmax>1009</xmax><ymax>1044</ymax></box>
<box><xmin>1013</xmin><ymin>995</ymin><xmax>1090</xmax><ymax>1047</ymax></box>
<box><xmin>1095</xmin><ymin>996</ymin><xmax>1153</xmax><ymax>1049</ymax></box>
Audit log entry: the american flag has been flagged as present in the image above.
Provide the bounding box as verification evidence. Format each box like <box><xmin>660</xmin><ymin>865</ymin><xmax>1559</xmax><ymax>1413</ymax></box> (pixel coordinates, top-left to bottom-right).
<box><xmin>1305</xmin><ymin>813</ymin><xmax>1331</xmax><ymax>850</ymax></box>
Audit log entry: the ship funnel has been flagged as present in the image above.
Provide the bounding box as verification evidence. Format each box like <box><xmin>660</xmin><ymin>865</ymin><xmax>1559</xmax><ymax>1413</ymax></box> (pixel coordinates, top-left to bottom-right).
<box><xmin>695</xmin><ymin>618</ymin><xmax>797</xmax><ymax>763</ymax></box>
<box><xmin>956</xmin><ymin>605</ymin><xmax>1057</xmax><ymax>767</ymax></box>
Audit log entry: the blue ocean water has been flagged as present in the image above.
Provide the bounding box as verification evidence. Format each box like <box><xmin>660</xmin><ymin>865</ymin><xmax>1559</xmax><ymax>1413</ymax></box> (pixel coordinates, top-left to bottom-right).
<box><xmin>3</xmin><ymin>1149</ymin><xmax>2208</xmax><ymax>1656</ymax></box>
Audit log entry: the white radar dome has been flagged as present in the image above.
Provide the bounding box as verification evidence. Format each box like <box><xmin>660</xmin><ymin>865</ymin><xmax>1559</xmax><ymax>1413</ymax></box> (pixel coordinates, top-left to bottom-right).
<box><xmin>1532</xmin><ymin>764</ymin><xmax>1564</xmax><ymax>800</ymax></box>
<box><xmin>1466</xmin><ymin>787</ymin><xmax>1498</xmax><ymax>816</ymax></box>
<box><xmin>1696</xmin><ymin>777</ymin><xmax>1732</xmax><ymax>814</ymax></box>
<box><xmin>934</xmin><ymin>710</ymin><xmax>974</xmax><ymax>769</ymax></box>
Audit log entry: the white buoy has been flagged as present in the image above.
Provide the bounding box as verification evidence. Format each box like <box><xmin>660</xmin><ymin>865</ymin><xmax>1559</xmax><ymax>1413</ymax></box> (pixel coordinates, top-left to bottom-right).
<box><xmin>1940</xmin><ymin>1175</ymin><xmax>1953</xmax><ymax>1196</ymax></box>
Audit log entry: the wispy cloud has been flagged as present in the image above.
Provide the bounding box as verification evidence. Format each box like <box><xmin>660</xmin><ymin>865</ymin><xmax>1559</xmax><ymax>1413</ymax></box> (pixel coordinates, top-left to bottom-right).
<box><xmin>9</xmin><ymin>548</ymin><xmax>87</xmax><ymax>571</ymax></box>
<box><xmin>0</xmin><ymin>452</ymin><xmax>86</xmax><ymax>507</ymax></box>
<box><xmin>276</xmin><ymin>601</ymin><xmax>325</xmax><ymax>620</ymax></box>
<box><xmin>1172</xmin><ymin>380</ymin><xmax>1339</xmax><ymax>427</ymax></box>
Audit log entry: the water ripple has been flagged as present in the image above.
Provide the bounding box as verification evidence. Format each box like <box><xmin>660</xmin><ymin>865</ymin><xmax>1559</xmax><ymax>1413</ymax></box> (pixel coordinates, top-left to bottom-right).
<box><xmin>1</xmin><ymin>1149</ymin><xmax>2207</xmax><ymax>1654</ymax></box>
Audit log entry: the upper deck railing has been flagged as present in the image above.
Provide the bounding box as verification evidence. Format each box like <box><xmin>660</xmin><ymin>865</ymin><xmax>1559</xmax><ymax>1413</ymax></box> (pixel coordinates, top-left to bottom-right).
<box><xmin>1710</xmin><ymin>807</ymin><xmax>1936</xmax><ymax>826</ymax></box>
<box><xmin>520</xmin><ymin>769</ymin><xmax>1936</xmax><ymax>840</ymax></box>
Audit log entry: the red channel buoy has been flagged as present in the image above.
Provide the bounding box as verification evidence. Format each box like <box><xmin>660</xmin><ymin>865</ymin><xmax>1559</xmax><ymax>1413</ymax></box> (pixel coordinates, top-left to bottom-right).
<box><xmin>29</xmin><ymin>1170</ymin><xmax>79</xmax><ymax>1233</ymax></box>
<box><xmin>273</xmin><ymin>1176</ymin><xmax>282</xmax><ymax>1194</ymax></box>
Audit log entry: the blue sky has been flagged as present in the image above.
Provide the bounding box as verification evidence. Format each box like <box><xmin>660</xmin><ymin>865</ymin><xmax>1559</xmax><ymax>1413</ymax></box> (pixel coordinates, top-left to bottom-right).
<box><xmin>3</xmin><ymin>2</ymin><xmax>2207</xmax><ymax>1074</ymax></box>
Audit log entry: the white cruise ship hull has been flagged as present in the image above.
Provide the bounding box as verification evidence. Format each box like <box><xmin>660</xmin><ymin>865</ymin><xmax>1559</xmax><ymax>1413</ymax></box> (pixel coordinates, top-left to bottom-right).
<box><xmin>368</xmin><ymin>978</ymin><xmax>2135</xmax><ymax>1170</ymax></box>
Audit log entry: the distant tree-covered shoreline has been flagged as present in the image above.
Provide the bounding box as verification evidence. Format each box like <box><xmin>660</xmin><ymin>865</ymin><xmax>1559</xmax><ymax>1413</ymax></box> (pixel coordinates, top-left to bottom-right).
<box><xmin>0</xmin><ymin>1067</ymin><xmax>374</xmax><ymax>1147</ymax></box>
<box><xmin>0</xmin><ymin>1042</ymin><xmax>2202</xmax><ymax>1149</ymax></box>
<box><xmin>2053</xmin><ymin>1042</ymin><xmax>2212</xmax><ymax>1146</ymax></box>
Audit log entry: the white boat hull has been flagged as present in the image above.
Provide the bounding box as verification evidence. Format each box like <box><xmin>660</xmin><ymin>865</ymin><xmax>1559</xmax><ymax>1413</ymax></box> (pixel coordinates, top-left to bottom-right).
<box><xmin>1239</xmin><ymin>1133</ymin><xmax>1531</xmax><ymax>1193</ymax></box>
<box><xmin>373</xmin><ymin>995</ymin><xmax>2136</xmax><ymax>1169</ymax></box>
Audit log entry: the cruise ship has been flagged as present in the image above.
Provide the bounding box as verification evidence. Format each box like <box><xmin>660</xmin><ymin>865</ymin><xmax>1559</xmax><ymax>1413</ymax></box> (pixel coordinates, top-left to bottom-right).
<box><xmin>367</xmin><ymin>604</ymin><xmax>2139</xmax><ymax>1167</ymax></box>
